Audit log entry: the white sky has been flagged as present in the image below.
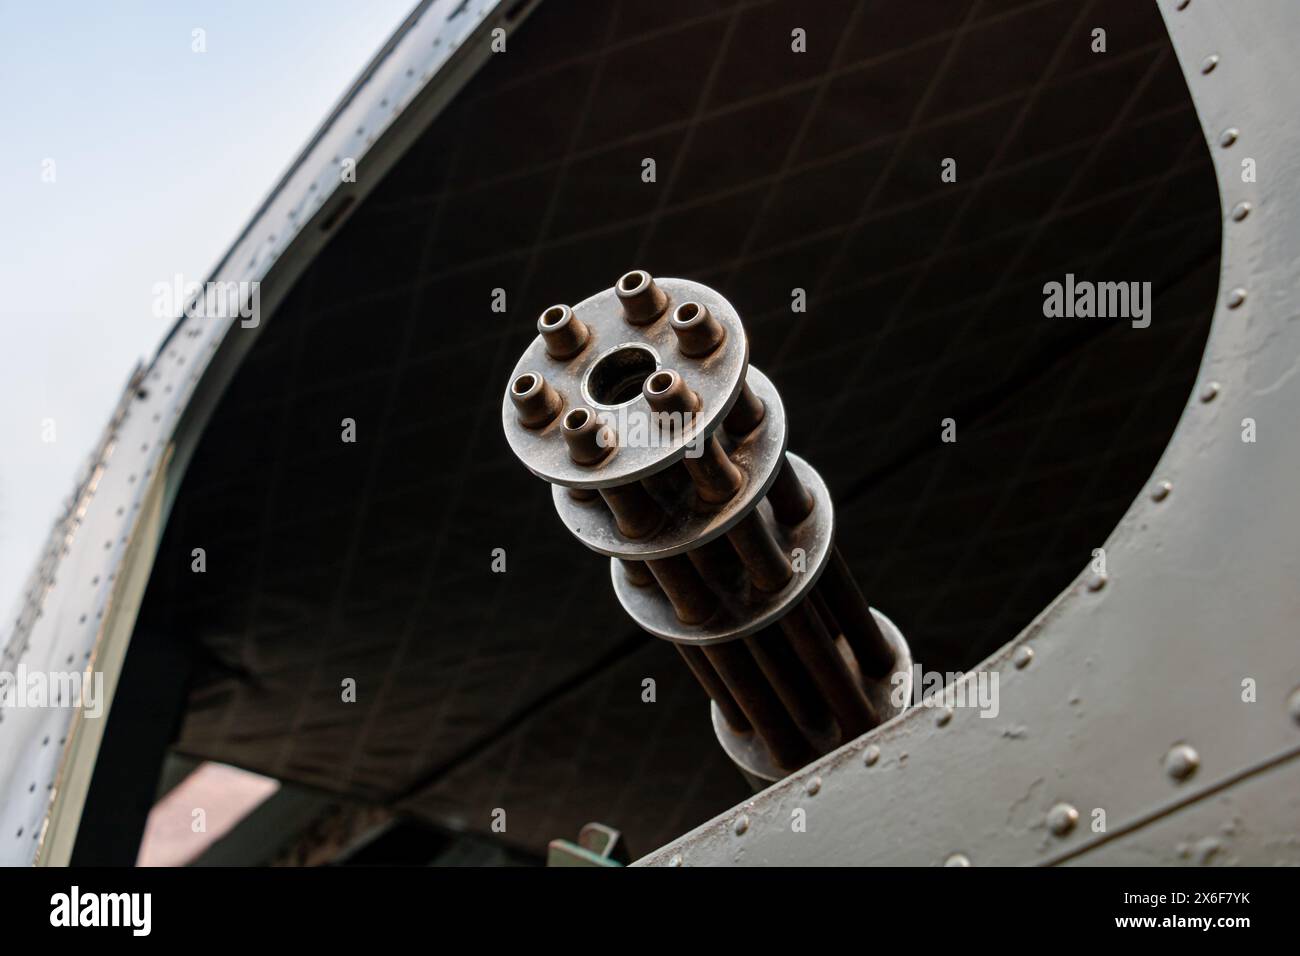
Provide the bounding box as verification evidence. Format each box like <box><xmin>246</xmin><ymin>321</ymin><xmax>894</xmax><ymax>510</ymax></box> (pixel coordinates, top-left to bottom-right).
<box><xmin>0</xmin><ymin>0</ymin><xmax>415</xmax><ymax>618</ymax></box>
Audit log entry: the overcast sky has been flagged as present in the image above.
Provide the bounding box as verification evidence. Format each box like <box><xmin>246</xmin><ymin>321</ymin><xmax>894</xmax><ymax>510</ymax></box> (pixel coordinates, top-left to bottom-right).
<box><xmin>0</xmin><ymin>1</ymin><xmax>415</xmax><ymax>619</ymax></box>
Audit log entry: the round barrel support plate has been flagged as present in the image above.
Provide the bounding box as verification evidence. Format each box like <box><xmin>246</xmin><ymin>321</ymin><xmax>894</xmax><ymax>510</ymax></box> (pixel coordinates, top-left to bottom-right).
<box><xmin>610</xmin><ymin>454</ymin><xmax>833</xmax><ymax>644</ymax></box>
<box><xmin>503</xmin><ymin>277</ymin><xmax>749</xmax><ymax>490</ymax></box>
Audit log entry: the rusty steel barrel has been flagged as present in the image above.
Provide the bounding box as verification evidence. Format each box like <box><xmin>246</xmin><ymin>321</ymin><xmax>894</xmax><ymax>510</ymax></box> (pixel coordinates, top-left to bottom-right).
<box><xmin>501</xmin><ymin>272</ymin><xmax>913</xmax><ymax>783</ymax></box>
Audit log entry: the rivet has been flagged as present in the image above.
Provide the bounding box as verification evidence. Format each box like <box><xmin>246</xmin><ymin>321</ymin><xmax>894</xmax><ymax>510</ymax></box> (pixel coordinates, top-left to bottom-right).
<box><xmin>668</xmin><ymin>854</ymin><xmax>683</xmax><ymax>867</ymax></box>
<box><xmin>1086</xmin><ymin>572</ymin><xmax>1107</xmax><ymax>592</ymax></box>
<box><xmin>1151</xmin><ymin>480</ymin><xmax>1172</xmax><ymax>502</ymax></box>
<box><xmin>1219</xmin><ymin>128</ymin><xmax>1239</xmax><ymax>148</ymax></box>
<box><xmin>1199</xmin><ymin>381</ymin><xmax>1220</xmax><ymax>403</ymax></box>
<box><xmin>734</xmin><ymin>814</ymin><xmax>750</xmax><ymax>835</ymax></box>
<box><xmin>1175</xmin><ymin>0</ymin><xmax>1190</xmax><ymax>9</ymax></box>
<box><xmin>1227</xmin><ymin>287</ymin><xmax>1247</xmax><ymax>309</ymax></box>
<box><xmin>1200</xmin><ymin>54</ymin><xmax>1218</xmax><ymax>74</ymax></box>
<box><xmin>1164</xmin><ymin>743</ymin><xmax>1200</xmax><ymax>782</ymax></box>
<box><xmin>806</xmin><ymin>776</ymin><xmax>822</xmax><ymax>796</ymax></box>
<box><xmin>1014</xmin><ymin>645</ymin><xmax>1034</xmax><ymax>669</ymax></box>
<box><xmin>936</xmin><ymin>706</ymin><xmax>954</xmax><ymax>727</ymax></box>
<box><xmin>863</xmin><ymin>744</ymin><xmax>881</xmax><ymax>766</ymax></box>
<box><xmin>944</xmin><ymin>853</ymin><xmax>971</xmax><ymax>867</ymax></box>
<box><xmin>1230</xmin><ymin>202</ymin><xmax>1251</xmax><ymax>222</ymax></box>
<box><xmin>1047</xmin><ymin>802</ymin><xmax>1079</xmax><ymax>837</ymax></box>
<box><xmin>1287</xmin><ymin>688</ymin><xmax>1300</xmax><ymax>725</ymax></box>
